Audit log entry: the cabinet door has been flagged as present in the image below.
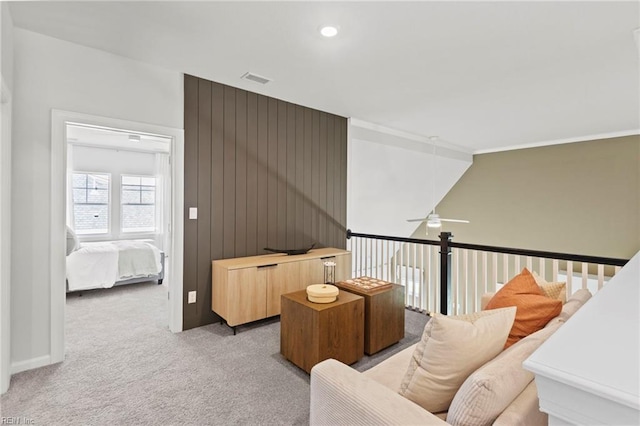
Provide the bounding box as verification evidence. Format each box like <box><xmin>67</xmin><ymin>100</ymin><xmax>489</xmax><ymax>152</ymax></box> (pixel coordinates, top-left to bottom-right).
<box><xmin>266</xmin><ymin>262</ymin><xmax>301</xmax><ymax>317</ymax></box>
<box><xmin>227</xmin><ymin>268</ymin><xmax>267</xmax><ymax>326</ymax></box>
<box><xmin>299</xmin><ymin>257</ymin><xmax>326</xmax><ymax>287</ymax></box>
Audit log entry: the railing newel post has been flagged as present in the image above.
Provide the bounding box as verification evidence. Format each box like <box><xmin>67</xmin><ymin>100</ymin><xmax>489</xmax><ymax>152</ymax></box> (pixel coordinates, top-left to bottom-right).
<box><xmin>439</xmin><ymin>231</ymin><xmax>453</xmax><ymax>315</ymax></box>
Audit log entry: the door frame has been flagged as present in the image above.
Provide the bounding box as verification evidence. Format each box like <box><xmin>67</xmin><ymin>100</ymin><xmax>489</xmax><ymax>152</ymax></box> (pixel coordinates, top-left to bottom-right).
<box><xmin>50</xmin><ymin>110</ymin><xmax>184</xmax><ymax>364</ymax></box>
<box><xmin>1</xmin><ymin>76</ymin><xmax>12</xmax><ymax>393</ymax></box>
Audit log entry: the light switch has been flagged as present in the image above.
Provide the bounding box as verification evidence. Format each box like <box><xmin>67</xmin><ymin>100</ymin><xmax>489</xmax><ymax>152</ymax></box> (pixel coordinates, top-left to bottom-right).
<box><xmin>189</xmin><ymin>207</ymin><xmax>198</xmax><ymax>220</ymax></box>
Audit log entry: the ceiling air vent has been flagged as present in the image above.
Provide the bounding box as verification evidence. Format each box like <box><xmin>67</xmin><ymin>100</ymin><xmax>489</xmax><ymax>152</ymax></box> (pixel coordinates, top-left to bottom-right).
<box><xmin>241</xmin><ymin>72</ymin><xmax>272</xmax><ymax>85</ymax></box>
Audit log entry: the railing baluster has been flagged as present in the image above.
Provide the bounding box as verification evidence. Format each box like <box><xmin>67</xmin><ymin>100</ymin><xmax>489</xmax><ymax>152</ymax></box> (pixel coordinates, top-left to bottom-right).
<box><xmin>539</xmin><ymin>258</ymin><xmax>546</xmax><ymax>280</ymax></box>
<box><xmin>526</xmin><ymin>256</ymin><xmax>533</xmax><ymax>271</ymax></box>
<box><xmin>461</xmin><ymin>249</ymin><xmax>468</xmax><ymax>314</ymax></box>
<box><xmin>581</xmin><ymin>262</ymin><xmax>588</xmax><ymax>290</ymax></box>
<box><xmin>419</xmin><ymin>244</ymin><xmax>425</xmax><ymax>311</ymax></box>
<box><xmin>386</xmin><ymin>240</ymin><xmax>390</xmax><ymax>281</ymax></box>
<box><xmin>452</xmin><ymin>248</ymin><xmax>459</xmax><ymax>315</ymax></box>
<box><xmin>471</xmin><ymin>251</ymin><xmax>478</xmax><ymax>312</ymax></box>
<box><xmin>411</xmin><ymin>244</ymin><xmax>422</xmax><ymax>309</ymax></box>
<box><xmin>432</xmin><ymin>245</ymin><xmax>439</xmax><ymax>314</ymax></box>
<box><xmin>502</xmin><ymin>253</ymin><xmax>509</xmax><ymax>284</ymax></box>
<box><xmin>597</xmin><ymin>264</ymin><xmax>605</xmax><ymax>290</ymax></box>
<box><xmin>481</xmin><ymin>251</ymin><xmax>488</xmax><ymax>299</ymax></box>
<box><xmin>514</xmin><ymin>255</ymin><xmax>520</xmax><ymax>274</ymax></box>
<box><xmin>567</xmin><ymin>261</ymin><xmax>573</xmax><ymax>296</ymax></box>
<box><xmin>491</xmin><ymin>252</ymin><xmax>498</xmax><ymax>294</ymax></box>
<box><xmin>552</xmin><ymin>259</ymin><xmax>559</xmax><ymax>282</ymax></box>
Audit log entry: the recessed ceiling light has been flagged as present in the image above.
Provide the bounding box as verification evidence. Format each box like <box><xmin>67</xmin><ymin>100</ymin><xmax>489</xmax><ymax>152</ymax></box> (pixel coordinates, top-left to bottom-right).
<box><xmin>319</xmin><ymin>25</ymin><xmax>339</xmax><ymax>38</ymax></box>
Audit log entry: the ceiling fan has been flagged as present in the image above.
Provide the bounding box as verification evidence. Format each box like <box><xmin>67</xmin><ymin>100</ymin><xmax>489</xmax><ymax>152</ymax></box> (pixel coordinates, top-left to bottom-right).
<box><xmin>406</xmin><ymin>212</ymin><xmax>470</xmax><ymax>229</ymax></box>
<box><xmin>406</xmin><ymin>137</ymin><xmax>470</xmax><ymax>234</ymax></box>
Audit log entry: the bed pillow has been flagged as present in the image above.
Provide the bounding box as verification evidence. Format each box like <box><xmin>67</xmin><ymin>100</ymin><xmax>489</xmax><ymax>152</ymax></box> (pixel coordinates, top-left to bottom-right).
<box><xmin>485</xmin><ymin>268</ymin><xmax>562</xmax><ymax>348</ymax></box>
<box><xmin>66</xmin><ymin>226</ymin><xmax>80</xmax><ymax>255</ymax></box>
<box><xmin>398</xmin><ymin>306</ymin><xmax>516</xmax><ymax>413</ymax></box>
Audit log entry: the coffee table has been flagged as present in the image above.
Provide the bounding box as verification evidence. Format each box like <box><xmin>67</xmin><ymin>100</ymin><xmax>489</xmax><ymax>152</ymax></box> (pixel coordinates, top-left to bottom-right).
<box><xmin>335</xmin><ymin>277</ymin><xmax>405</xmax><ymax>355</ymax></box>
<box><xmin>280</xmin><ymin>289</ymin><xmax>364</xmax><ymax>373</ymax></box>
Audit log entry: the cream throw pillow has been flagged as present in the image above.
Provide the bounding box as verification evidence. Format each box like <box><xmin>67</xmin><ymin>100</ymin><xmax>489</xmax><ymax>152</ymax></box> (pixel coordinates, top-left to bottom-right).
<box><xmin>532</xmin><ymin>270</ymin><xmax>567</xmax><ymax>303</ymax></box>
<box><xmin>398</xmin><ymin>307</ymin><xmax>516</xmax><ymax>413</ymax></box>
<box><xmin>446</xmin><ymin>322</ymin><xmax>561</xmax><ymax>426</ymax></box>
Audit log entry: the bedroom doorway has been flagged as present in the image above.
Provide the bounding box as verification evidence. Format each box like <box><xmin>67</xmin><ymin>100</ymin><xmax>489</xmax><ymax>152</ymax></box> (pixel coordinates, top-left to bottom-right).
<box><xmin>51</xmin><ymin>110</ymin><xmax>184</xmax><ymax>366</ymax></box>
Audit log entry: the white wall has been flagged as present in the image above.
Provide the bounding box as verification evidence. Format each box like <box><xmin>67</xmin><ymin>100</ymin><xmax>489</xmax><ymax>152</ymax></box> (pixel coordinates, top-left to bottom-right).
<box><xmin>348</xmin><ymin>119</ymin><xmax>473</xmax><ymax>238</ymax></box>
<box><xmin>11</xmin><ymin>28</ymin><xmax>182</xmax><ymax>368</ymax></box>
<box><xmin>0</xmin><ymin>1</ymin><xmax>14</xmax><ymax>394</ymax></box>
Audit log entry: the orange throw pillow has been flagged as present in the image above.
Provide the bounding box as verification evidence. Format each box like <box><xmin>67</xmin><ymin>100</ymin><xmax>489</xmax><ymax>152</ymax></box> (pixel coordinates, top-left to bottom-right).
<box><xmin>485</xmin><ymin>268</ymin><xmax>562</xmax><ymax>348</ymax></box>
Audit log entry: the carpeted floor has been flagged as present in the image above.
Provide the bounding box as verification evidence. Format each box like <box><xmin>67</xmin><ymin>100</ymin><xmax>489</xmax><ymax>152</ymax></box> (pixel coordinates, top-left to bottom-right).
<box><xmin>1</xmin><ymin>282</ymin><xmax>429</xmax><ymax>425</ymax></box>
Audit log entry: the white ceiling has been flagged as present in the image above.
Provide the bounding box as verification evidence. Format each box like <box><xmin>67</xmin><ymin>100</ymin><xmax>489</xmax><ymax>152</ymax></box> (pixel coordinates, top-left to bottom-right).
<box><xmin>8</xmin><ymin>1</ymin><xmax>640</xmax><ymax>153</ymax></box>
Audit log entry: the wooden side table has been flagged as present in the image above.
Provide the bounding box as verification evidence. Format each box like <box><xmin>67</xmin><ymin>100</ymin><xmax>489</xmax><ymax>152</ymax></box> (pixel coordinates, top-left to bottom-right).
<box><xmin>280</xmin><ymin>289</ymin><xmax>364</xmax><ymax>373</ymax></box>
<box><xmin>335</xmin><ymin>278</ymin><xmax>405</xmax><ymax>355</ymax></box>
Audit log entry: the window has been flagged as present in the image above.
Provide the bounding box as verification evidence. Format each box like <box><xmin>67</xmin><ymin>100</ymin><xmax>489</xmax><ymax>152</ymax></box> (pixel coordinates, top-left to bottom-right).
<box><xmin>72</xmin><ymin>173</ymin><xmax>110</xmax><ymax>235</ymax></box>
<box><xmin>121</xmin><ymin>175</ymin><xmax>156</xmax><ymax>233</ymax></box>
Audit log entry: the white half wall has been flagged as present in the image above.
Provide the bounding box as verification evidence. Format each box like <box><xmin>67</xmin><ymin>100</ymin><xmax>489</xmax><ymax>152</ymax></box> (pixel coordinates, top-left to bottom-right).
<box><xmin>347</xmin><ymin>119</ymin><xmax>472</xmax><ymax>238</ymax></box>
<box><xmin>11</xmin><ymin>28</ymin><xmax>183</xmax><ymax>368</ymax></box>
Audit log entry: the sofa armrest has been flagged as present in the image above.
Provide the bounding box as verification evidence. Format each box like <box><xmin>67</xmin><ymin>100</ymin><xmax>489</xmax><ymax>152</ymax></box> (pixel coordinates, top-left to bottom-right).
<box><xmin>493</xmin><ymin>381</ymin><xmax>547</xmax><ymax>426</ymax></box>
<box><xmin>310</xmin><ymin>359</ymin><xmax>448</xmax><ymax>426</ymax></box>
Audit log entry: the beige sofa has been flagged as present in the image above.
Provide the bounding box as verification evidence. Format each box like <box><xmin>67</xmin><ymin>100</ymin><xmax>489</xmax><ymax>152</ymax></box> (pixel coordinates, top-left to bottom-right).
<box><xmin>310</xmin><ymin>289</ymin><xmax>592</xmax><ymax>426</ymax></box>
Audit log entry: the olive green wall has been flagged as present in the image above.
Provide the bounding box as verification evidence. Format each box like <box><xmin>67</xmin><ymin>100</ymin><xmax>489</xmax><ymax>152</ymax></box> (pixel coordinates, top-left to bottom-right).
<box><xmin>413</xmin><ymin>135</ymin><xmax>640</xmax><ymax>259</ymax></box>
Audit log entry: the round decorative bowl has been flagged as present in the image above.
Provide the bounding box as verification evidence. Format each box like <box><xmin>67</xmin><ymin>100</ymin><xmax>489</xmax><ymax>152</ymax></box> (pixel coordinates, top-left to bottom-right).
<box><xmin>306</xmin><ymin>284</ymin><xmax>339</xmax><ymax>303</ymax></box>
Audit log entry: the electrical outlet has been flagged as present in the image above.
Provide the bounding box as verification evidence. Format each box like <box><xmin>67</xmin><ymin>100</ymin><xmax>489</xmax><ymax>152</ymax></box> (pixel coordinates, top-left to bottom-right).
<box><xmin>188</xmin><ymin>291</ymin><xmax>197</xmax><ymax>304</ymax></box>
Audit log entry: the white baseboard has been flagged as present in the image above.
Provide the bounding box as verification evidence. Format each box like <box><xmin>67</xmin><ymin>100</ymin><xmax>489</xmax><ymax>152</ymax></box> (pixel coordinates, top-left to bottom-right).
<box><xmin>11</xmin><ymin>355</ymin><xmax>52</xmax><ymax>374</ymax></box>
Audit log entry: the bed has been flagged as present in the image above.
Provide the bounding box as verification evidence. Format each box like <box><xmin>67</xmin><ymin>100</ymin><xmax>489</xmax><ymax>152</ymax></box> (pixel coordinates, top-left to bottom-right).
<box><xmin>66</xmin><ymin>240</ymin><xmax>165</xmax><ymax>292</ymax></box>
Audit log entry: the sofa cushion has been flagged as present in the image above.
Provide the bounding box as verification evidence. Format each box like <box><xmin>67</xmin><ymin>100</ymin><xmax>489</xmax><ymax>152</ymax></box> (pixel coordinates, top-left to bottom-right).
<box><xmin>446</xmin><ymin>321</ymin><xmax>561</xmax><ymax>426</ymax></box>
<box><xmin>364</xmin><ymin>343</ymin><xmax>417</xmax><ymax>392</ymax></box>
<box><xmin>485</xmin><ymin>268</ymin><xmax>562</xmax><ymax>348</ymax></box>
<box><xmin>398</xmin><ymin>307</ymin><xmax>516</xmax><ymax>413</ymax></box>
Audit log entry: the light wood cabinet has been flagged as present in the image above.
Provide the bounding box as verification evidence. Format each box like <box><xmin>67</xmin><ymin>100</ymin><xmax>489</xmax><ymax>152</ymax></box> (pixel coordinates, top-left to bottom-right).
<box><xmin>212</xmin><ymin>248</ymin><xmax>351</xmax><ymax>329</ymax></box>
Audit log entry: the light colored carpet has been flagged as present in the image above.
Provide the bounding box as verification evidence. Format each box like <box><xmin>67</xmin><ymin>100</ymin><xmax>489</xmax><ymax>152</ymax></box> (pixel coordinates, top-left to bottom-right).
<box><xmin>1</xmin><ymin>282</ymin><xmax>428</xmax><ymax>425</ymax></box>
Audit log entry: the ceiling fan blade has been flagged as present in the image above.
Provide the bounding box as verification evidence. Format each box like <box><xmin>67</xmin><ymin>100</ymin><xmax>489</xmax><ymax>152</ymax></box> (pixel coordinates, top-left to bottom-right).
<box><xmin>406</xmin><ymin>218</ymin><xmax>428</xmax><ymax>222</ymax></box>
<box><xmin>440</xmin><ymin>218</ymin><xmax>470</xmax><ymax>224</ymax></box>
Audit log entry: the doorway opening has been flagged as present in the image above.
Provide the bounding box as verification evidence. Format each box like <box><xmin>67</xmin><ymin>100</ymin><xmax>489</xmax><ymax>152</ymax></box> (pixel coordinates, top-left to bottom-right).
<box><xmin>50</xmin><ymin>110</ymin><xmax>184</xmax><ymax>365</ymax></box>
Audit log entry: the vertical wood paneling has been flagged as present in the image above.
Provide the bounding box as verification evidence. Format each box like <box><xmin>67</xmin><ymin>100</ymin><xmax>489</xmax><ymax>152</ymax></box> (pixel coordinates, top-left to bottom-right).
<box><xmin>256</xmin><ymin>95</ymin><xmax>269</xmax><ymax>253</ymax></box>
<box><xmin>294</xmin><ymin>105</ymin><xmax>305</xmax><ymax>247</ymax></box>
<box><xmin>333</xmin><ymin>117</ymin><xmax>342</xmax><ymax>246</ymax></box>
<box><xmin>286</xmin><ymin>103</ymin><xmax>296</xmax><ymax>248</ymax></box>
<box><xmin>277</xmin><ymin>100</ymin><xmax>288</xmax><ymax>249</ymax></box>
<box><xmin>318</xmin><ymin>112</ymin><xmax>328</xmax><ymax>246</ymax></box>
<box><xmin>246</xmin><ymin>92</ymin><xmax>258</xmax><ymax>256</ymax></box>
<box><xmin>183</xmin><ymin>75</ymin><xmax>199</xmax><ymax>329</ymax></box>
<box><xmin>267</xmin><ymin>98</ymin><xmax>278</xmax><ymax>248</ymax></box>
<box><xmin>184</xmin><ymin>75</ymin><xmax>347</xmax><ymax>330</ymax></box>
<box><xmin>311</xmin><ymin>110</ymin><xmax>320</xmax><ymax>243</ymax></box>
<box><xmin>196</xmin><ymin>80</ymin><xmax>213</xmax><ymax>325</ymax></box>
<box><xmin>303</xmin><ymin>108</ymin><xmax>313</xmax><ymax>245</ymax></box>
<box><xmin>235</xmin><ymin>89</ymin><xmax>248</xmax><ymax>257</ymax></box>
<box><xmin>211</xmin><ymin>83</ymin><xmax>225</xmax><ymax>262</ymax></box>
<box><xmin>223</xmin><ymin>86</ymin><xmax>236</xmax><ymax>258</ymax></box>
<box><xmin>326</xmin><ymin>115</ymin><xmax>335</xmax><ymax>247</ymax></box>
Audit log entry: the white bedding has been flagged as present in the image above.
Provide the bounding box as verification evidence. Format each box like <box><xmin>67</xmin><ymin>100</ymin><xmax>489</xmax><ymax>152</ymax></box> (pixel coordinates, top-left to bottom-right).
<box><xmin>66</xmin><ymin>240</ymin><xmax>162</xmax><ymax>291</ymax></box>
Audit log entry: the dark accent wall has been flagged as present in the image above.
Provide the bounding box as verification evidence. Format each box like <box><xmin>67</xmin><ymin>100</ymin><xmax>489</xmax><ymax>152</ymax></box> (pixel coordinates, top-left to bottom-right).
<box><xmin>183</xmin><ymin>74</ymin><xmax>348</xmax><ymax>330</ymax></box>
